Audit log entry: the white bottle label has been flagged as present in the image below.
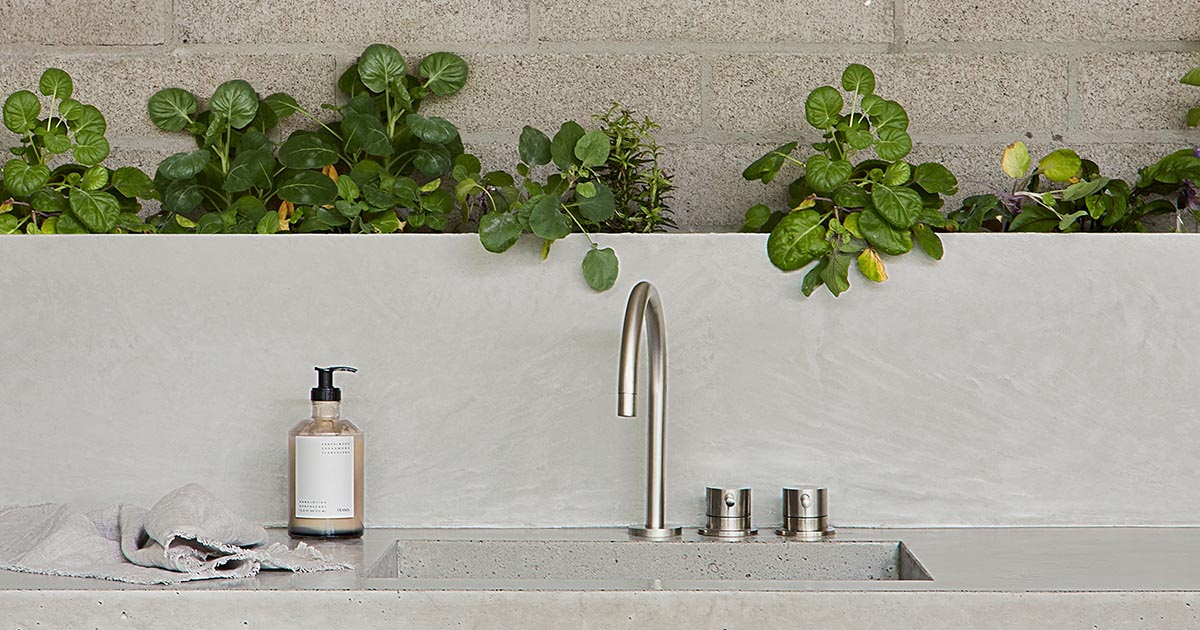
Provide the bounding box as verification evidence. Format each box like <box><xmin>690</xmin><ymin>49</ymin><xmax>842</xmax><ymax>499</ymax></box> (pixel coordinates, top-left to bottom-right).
<box><xmin>294</xmin><ymin>436</ymin><xmax>355</xmax><ymax>519</ymax></box>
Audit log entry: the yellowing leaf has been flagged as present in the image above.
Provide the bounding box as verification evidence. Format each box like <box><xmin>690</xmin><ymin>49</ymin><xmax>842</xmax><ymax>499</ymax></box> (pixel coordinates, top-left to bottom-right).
<box><xmin>277</xmin><ymin>200</ymin><xmax>295</xmax><ymax>232</ymax></box>
<box><xmin>792</xmin><ymin>194</ymin><xmax>817</xmax><ymax>212</ymax></box>
<box><xmin>321</xmin><ymin>164</ymin><xmax>339</xmax><ymax>184</ymax></box>
<box><xmin>0</xmin><ymin>201</ymin><xmax>12</xmax><ymax>214</ymax></box>
<box><xmin>856</xmin><ymin>248</ymin><xmax>888</xmax><ymax>283</ymax></box>
<box><xmin>1001</xmin><ymin>141</ymin><xmax>1031</xmax><ymax>179</ymax></box>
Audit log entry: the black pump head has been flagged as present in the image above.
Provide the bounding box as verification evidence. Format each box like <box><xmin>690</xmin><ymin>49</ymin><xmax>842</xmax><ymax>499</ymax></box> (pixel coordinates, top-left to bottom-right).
<box><xmin>312</xmin><ymin>365</ymin><xmax>357</xmax><ymax>401</ymax></box>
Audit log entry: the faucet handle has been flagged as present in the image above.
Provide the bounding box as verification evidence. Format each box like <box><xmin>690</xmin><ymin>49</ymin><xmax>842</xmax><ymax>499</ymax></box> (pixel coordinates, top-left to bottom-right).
<box><xmin>698</xmin><ymin>487</ymin><xmax>756</xmax><ymax>538</ymax></box>
<box><xmin>777</xmin><ymin>486</ymin><xmax>835</xmax><ymax>541</ymax></box>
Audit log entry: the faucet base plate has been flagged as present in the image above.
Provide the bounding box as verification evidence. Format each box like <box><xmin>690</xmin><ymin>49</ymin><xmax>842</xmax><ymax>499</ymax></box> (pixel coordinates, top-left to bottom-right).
<box><xmin>627</xmin><ymin>525</ymin><xmax>683</xmax><ymax>539</ymax></box>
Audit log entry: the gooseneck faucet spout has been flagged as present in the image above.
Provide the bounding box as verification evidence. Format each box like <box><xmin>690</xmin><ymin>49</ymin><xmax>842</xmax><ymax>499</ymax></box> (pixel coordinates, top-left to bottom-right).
<box><xmin>617</xmin><ymin>281</ymin><xmax>682</xmax><ymax>539</ymax></box>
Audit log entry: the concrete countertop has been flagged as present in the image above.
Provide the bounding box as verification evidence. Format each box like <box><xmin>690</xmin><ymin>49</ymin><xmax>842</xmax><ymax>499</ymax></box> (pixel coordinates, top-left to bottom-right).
<box><xmin>1</xmin><ymin>526</ymin><xmax>1197</xmax><ymax>592</ymax></box>
<box><xmin>2</xmin><ymin>528</ymin><xmax>1197</xmax><ymax>629</ymax></box>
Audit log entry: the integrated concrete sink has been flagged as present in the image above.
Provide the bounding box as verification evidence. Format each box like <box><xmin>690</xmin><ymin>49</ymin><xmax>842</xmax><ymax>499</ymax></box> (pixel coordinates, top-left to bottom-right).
<box><xmin>367</xmin><ymin>538</ymin><xmax>932</xmax><ymax>582</ymax></box>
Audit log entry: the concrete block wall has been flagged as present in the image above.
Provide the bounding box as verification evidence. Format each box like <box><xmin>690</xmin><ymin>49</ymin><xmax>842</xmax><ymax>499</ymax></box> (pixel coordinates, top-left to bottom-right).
<box><xmin>1</xmin><ymin>0</ymin><xmax>1198</xmax><ymax>229</ymax></box>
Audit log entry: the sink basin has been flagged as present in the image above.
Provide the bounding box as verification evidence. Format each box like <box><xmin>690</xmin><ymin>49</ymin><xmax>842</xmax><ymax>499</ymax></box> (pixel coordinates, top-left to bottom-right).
<box><xmin>367</xmin><ymin>537</ymin><xmax>931</xmax><ymax>582</ymax></box>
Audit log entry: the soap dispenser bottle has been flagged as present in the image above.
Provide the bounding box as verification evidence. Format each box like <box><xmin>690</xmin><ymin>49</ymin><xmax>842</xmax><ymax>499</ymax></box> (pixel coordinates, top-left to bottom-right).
<box><xmin>288</xmin><ymin>366</ymin><xmax>364</xmax><ymax>539</ymax></box>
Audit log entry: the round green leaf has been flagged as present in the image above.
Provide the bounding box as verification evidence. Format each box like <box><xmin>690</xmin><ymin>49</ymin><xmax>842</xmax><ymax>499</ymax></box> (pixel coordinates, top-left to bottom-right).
<box><xmin>42</xmin><ymin>131</ymin><xmax>71</xmax><ymax>154</ymax></box>
<box><xmin>804</xmin><ymin>155</ymin><xmax>853</xmax><ymax>193</ymax></box>
<box><xmin>870</xmin><ymin>100</ymin><xmax>909</xmax><ymax>131</ymax></box>
<box><xmin>163</xmin><ymin>179</ymin><xmax>203</xmax><ymax>213</ymax></box>
<box><xmin>1181</xmin><ymin>65</ymin><xmax>1200</xmax><ymax>86</ymax></box>
<box><xmin>1038</xmin><ymin>149</ymin><xmax>1082</xmax><ymax>183</ymax></box>
<box><xmin>860</xmin><ymin>94</ymin><xmax>885</xmax><ymax>116</ymax></box>
<box><xmin>148</xmin><ymin>88</ymin><xmax>198</xmax><ymax>131</ymax></box>
<box><xmin>3</xmin><ymin>91</ymin><xmax>41</xmax><ymax>133</ymax></box>
<box><xmin>574</xmin><ymin>130</ymin><xmax>610</xmax><ymax>168</ymax></box>
<box><xmin>80</xmin><ymin>165</ymin><xmax>109</xmax><ymax>191</ymax></box>
<box><xmin>31</xmin><ymin>187</ymin><xmax>68</xmax><ymax>213</ymax></box>
<box><xmin>841</xmin><ymin>64</ymin><xmax>875</xmax><ymax>96</ymax></box>
<box><xmin>158</xmin><ymin>150</ymin><xmax>212</xmax><ymax>180</ymax></box>
<box><xmin>766</xmin><ymin>209</ymin><xmax>829</xmax><ymax>272</ymax></box>
<box><xmin>68</xmin><ymin>188</ymin><xmax>120</xmax><ymax>232</ymax></box>
<box><xmin>858</xmin><ymin>207</ymin><xmax>913</xmax><ymax>255</ymax></box>
<box><xmin>479</xmin><ymin>211</ymin><xmax>522</xmax><ymax>253</ymax></box>
<box><xmin>55</xmin><ymin>213</ymin><xmax>88</xmax><ymax>234</ymax></box>
<box><xmin>112</xmin><ymin>167</ymin><xmax>156</xmax><ymax>199</ymax></box>
<box><xmin>3</xmin><ymin>160</ymin><xmax>51</xmax><ymax>197</ymax></box>
<box><xmin>358</xmin><ymin>44</ymin><xmax>408</xmax><ymax>93</ymax></box>
<box><xmin>913</xmin><ymin>162</ymin><xmax>958</xmax><ymax>194</ymax></box>
<box><xmin>742</xmin><ymin>142</ymin><xmax>798</xmax><ymax>184</ymax></box>
<box><xmin>418</xmin><ymin>52</ymin><xmax>469</xmax><ymax>96</ymax></box>
<box><xmin>551</xmin><ymin>121</ymin><xmax>586</xmax><ymax>169</ymax></box>
<box><xmin>805</xmin><ymin>86</ymin><xmax>844</xmax><ymax>130</ymax></box>
<box><xmin>582</xmin><ymin>247</ymin><xmax>619</xmax><ymax>291</ymax></box>
<box><xmin>912</xmin><ymin>223</ymin><xmax>944</xmax><ymax>260</ymax></box>
<box><xmin>38</xmin><ymin>68</ymin><xmax>73</xmax><ymax>101</ymax></box>
<box><xmin>882</xmin><ymin>161</ymin><xmax>911</xmax><ymax>186</ymax></box>
<box><xmin>741</xmin><ymin>204</ymin><xmax>772</xmax><ymax>232</ymax></box>
<box><xmin>277</xmin><ymin>170</ymin><xmax>338</xmax><ymax>205</ymax></box>
<box><xmin>874</xmin><ymin>126</ymin><xmax>912</xmax><ymax>161</ymax></box>
<box><xmin>209</xmin><ymin>80</ymin><xmax>259</xmax><ymax>129</ymax></box>
<box><xmin>278</xmin><ymin>133</ymin><xmax>339</xmax><ymax>169</ymax></box>
<box><xmin>263</xmin><ymin>92</ymin><xmax>301</xmax><ymax>119</ymax></box>
<box><xmin>256</xmin><ymin>210</ymin><xmax>279</xmax><ymax>234</ymax></box>
<box><xmin>576</xmin><ymin>182</ymin><xmax>615</xmax><ymax>222</ymax></box>
<box><xmin>71</xmin><ymin>132</ymin><xmax>110</xmax><ymax>166</ymax></box>
<box><xmin>411</xmin><ymin>142</ymin><xmax>452</xmax><ymax>177</ymax></box>
<box><xmin>871</xmin><ymin>183</ymin><xmax>923</xmax><ymax>229</ymax></box>
<box><xmin>528</xmin><ymin>194</ymin><xmax>571</xmax><ymax>240</ymax></box>
<box><xmin>845</xmin><ymin>128</ymin><xmax>873</xmax><ymax>150</ymax></box>
<box><xmin>58</xmin><ymin>98</ymin><xmax>82</xmax><ymax>121</ymax></box>
<box><xmin>224</xmin><ymin>148</ymin><xmax>275</xmax><ymax>192</ymax></box>
<box><xmin>230</xmin><ymin>195</ymin><xmax>268</xmax><ymax>221</ymax></box>
<box><xmin>832</xmin><ymin>183</ymin><xmax>869</xmax><ymax>209</ymax></box>
<box><xmin>341</xmin><ymin>112</ymin><xmax>393</xmax><ymax>157</ymax></box>
<box><xmin>72</xmin><ymin>105</ymin><xmax>106</xmax><ymax>136</ymax></box>
<box><xmin>518</xmin><ymin>126</ymin><xmax>552</xmax><ymax>166</ymax></box>
<box><xmin>405</xmin><ymin>113</ymin><xmax>458</xmax><ymax>144</ymax></box>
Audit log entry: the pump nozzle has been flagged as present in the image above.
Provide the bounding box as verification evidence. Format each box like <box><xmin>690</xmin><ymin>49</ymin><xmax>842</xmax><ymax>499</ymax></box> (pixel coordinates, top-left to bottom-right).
<box><xmin>313</xmin><ymin>366</ymin><xmax>357</xmax><ymax>401</ymax></box>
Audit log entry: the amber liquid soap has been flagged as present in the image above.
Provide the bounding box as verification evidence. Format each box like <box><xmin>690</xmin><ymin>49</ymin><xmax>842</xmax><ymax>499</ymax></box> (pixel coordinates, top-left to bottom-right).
<box><xmin>289</xmin><ymin>366</ymin><xmax>364</xmax><ymax>538</ymax></box>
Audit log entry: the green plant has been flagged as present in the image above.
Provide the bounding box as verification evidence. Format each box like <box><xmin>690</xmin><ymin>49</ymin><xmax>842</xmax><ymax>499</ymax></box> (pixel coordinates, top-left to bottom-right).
<box><xmin>147</xmin><ymin>79</ymin><xmax>314</xmax><ymax>233</ymax></box>
<box><xmin>272</xmin><ymin>44</ymin><xmax>470</xmax><ymax>234</ymax></box>
<box><xmin>0</xmin><ymin>68</ymin><xmax>157</xmax><ymax>234</ymax></box>
<box><xmin>461</xmin><ymin>121</ymin><xmax>620</xmax><ymax>291</ymax></box>
<box><xmin>740</xmin><ymin>64</ymin><xmax>957</xmax><ymax>297</ymax></box>
<box><xmin>951</xmin><ymin>142</ymin><xmax>1200</xmax><ymax>232</ymax></box>
<box><xmin>593</xmin><ymin>103</ymin><xmax>674</xmax><ymax>233</ymax></box>
<box><xmin>1183</xmin><ymin>64</ymin><xmax>1200</xmax><ymax>128</ymax></box>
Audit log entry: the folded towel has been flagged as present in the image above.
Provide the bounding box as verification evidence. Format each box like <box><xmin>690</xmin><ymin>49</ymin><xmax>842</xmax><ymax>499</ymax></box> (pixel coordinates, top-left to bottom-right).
<box><xmin>0</xmin><ymin>484</ymin><xmax>350</xmax><ymax>584</ymax></box>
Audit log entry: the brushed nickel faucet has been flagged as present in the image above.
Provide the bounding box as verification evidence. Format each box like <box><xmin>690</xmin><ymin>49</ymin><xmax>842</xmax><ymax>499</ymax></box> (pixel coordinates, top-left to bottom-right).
<box><xmin>617</xmin><ymin>281</ymin><xmax>682</xmax><ymax>539</ymax></box>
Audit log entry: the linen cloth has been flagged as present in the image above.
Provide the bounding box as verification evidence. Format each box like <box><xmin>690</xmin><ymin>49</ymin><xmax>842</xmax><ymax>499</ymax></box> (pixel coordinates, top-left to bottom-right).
<box><xmin>0</xmin><ymin>484</ymin><xmax>348</xmax><ymax>584</ymax></box>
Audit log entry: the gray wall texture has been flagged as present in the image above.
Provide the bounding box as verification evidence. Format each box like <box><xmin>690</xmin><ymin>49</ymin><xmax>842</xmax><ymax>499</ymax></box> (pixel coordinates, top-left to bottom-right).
<box><xmin>2</xmin><ymin>234</ymin><xmax>1200</xmax><ymax>528</ymax></box>
<box><xmin>1</xmin><ymin>0</ymin><xmax>1199</xmax><ymax>229</ymax></box>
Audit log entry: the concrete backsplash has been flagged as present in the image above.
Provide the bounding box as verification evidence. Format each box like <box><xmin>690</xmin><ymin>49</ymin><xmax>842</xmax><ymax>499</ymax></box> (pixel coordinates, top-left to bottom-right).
<box><xmin>1</xmin><ymin>234</ymin><xmax>1199</xmax><ymax>528</ymax></box>
<box><xmin>1</xmin><ymin>1</ymin><xmax>1199</xmax><ymax>229</ymax></box>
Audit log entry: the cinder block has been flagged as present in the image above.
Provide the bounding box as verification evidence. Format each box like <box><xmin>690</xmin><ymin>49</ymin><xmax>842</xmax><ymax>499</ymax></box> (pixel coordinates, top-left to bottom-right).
<box><xmin>0</xmin><ymin>52</ymin><xmax>337</xmax><ymax>137</ymax></box>
<box><xmin>176</xmin><ymin>0</ymin><xmax>527</xmax><ymax>45</ymax></box>
<box><xmin>662</xmin><ymin>142</ymin><xmax>793</xmax><ymax>230</ymax></box>
<box><xmin>1076</xmin><ymin>52</ymin><xmax>1200</xmax><ymax>131</ymax></box>
<box><xmin>536</xmin><ymin>0</ymin><xmax>892</xmax><ymax>43</ymax></box>
<box><xmin>708</xmin><ymin>54</ymin><xmax>1069</xmax><ymax>136</ymax></box>
<box><xmin>0</xmin><ymin>0</ymin><xmax>167</xmax><ymax>45</ymax></box>
<box><xmin>421</xmin><ymin>53</ymin><xmax>703</xmax><ymax>134</ymax></box>
<box><xmin>319</xmin><ymin>0</ymin><xmax>528</xmax><ymax>45</ymax></box>
<box><xmin>906</xmin><ymin>0</ymin><xmax>1200</xmax><ymax>43</ymax></box>
<box><xmin>175</xmin><ymin>0</ymin><xmax>320</xmax><ymax>45</ymax></box>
